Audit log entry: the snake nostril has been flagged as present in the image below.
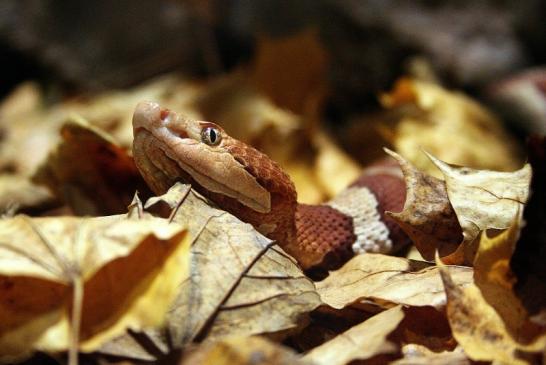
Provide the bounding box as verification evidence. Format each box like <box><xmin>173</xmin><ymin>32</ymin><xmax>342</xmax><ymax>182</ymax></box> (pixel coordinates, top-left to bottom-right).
<box><xmin>160</xmin><ymin>108</ymin><xmax>170</xmax><ymax>121</ymax></box>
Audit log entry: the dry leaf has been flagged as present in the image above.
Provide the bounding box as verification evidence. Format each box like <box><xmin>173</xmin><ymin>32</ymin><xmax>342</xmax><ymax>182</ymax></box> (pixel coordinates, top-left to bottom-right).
<box><xmin>393</xmin><ymin>345</ymin><xmax>470</xmax><ymax>365</ymax></box>
<box><xmin>474</xmin><ymin>215</ymin><xmax>545</xmax><ymax>343</ymax></box>
<box><xmin>0</xmin><ymin>175</ymin><xmax>54</xmax><ymax>214</ymax></box>
<box><xmin>313</xmin><ymin>131</ymin><xmax>362</xmax><ymax>197</ymax></box>
<box><xmin>381</xmin><ymin>78</ymin><xmax>523</xmax><ymax>176</ymax></box>
<box><xmin>251</xmin><ymin>28</ymin><xmax>328</xmax><ymax>114</ymax></box>
<box><xmin>181</xmin><ymin>336</ymin><xmax>310</xmax><ymax>365</ymax></box>
<box><xmin>316</xmin><ymin>254</ymin><xmax>472</xmax><ymax>310</ymax></box>
<box><xmin>427</xmin><ymin>152</ymin><xmax>531</xmax><ymax>244</ymax></box>
<box><xmin>302</xmin><ymin>306</ymin><xmax>403</xmax><ymax>365</ymax></box>
<box><xmin>385</xmin><ymin>149</ymin><xmax>462</xmax><ymax>260</ymax></box>
<box><xmin>438</xmin><ymin>259</ymin><xmax>546</xmax><ymax>365</ymax></box>
<box><xmin>0</xmin><ymin>214</ymin><xmax>189</xmax><ymax>362</ymax></box>
<box><xmin>33</xmin><ymin>118</ymin><xmax>150</xmax><ymax>215</ymax></box>
<box><xmin>146</xmin><ymin>184</ymin><xmax>321</xmax><ymax>346</ymax></box>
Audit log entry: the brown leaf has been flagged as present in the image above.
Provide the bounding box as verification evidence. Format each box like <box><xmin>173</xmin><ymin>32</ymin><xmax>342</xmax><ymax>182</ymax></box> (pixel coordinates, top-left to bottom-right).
<box><xmin>33</xmin><ymin>117</ymin><xmax>150</xmax><ymax>215</ymax></box>
<box><xmin>0</xmin><ymin>214</ymin><xmax>189</xmax><ymax>362</ymax></box>
<box><xmin>181</xmin><ymin>336</ymin><xmax>310</xmax><ymax>365</ymax></box>
<box><xmin>438</xmin><ymin>259</ymin><xmax>546</xmax><ymax>365</ymax></box>
<box><xmin>251</xmin><ymin>28</ymin><xmax>329</xmax><ymax>114</ymax></box>
<box><xmin>146</xmin><ymin>183</ymin><xmax>321</xmax><ymax>346</ymax></box>
<box><xmin>316</xmin><ymin>254</ymin><xmax>472</xmax><ymax>310</ymax></box>
<box><xmin>302</xmin><ymin>306</ymin><xmax>403</xmax><ymax>365</ymax></box>
<box><xmin>385</xmin><ymin>149</ymin><xmax>462</xmax><ymax>260</ymax></box>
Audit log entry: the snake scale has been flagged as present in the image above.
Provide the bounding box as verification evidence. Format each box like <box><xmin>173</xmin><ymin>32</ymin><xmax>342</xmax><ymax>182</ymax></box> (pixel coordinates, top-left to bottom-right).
<box><xmin>132</xmin><ymin>101</ymin><xmax>411</xmax><ymax>274</ymax></box>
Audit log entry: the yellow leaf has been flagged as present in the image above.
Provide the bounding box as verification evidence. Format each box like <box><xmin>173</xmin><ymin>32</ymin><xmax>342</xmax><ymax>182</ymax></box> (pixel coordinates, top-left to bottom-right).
<box><xmin>0</xmin><ymin>214</ymin><xmax>189</xmax><ymax>362</ymax></box>
<box><xmin>438</xmin><ymin>259</ymin><xmax>546</xmax><ymax>364</ymax></box>
<box><xmin>181</xmin><ymin>336</ymin><xmax>308</xmax><ymax>365</ymax></box>
<box><xmin>381</xmin><ymin>78</ymin><xmax>523</xmax><ymax>176</ymax></box>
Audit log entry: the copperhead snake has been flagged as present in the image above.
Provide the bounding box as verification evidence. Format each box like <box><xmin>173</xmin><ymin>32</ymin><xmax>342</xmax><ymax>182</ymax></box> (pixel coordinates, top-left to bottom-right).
<box><xmin>132</xmin><ymin>101</ymin><xmax>411</xmax><ymax>274</ymax></box>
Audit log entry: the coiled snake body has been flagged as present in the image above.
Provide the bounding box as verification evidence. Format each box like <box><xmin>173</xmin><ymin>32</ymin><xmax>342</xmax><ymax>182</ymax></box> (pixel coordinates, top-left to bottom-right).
<box><xmin>132</xmin><ymin>101</ymin><xmax>410</xmax><ymax>273</ymax></box>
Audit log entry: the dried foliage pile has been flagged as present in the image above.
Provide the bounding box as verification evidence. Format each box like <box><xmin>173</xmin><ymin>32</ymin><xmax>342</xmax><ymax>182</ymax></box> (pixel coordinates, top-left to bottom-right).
<box><xmin>0</xmin><ymin>30</ymin><xmax>544</xmax><ymax>365</ymax></box>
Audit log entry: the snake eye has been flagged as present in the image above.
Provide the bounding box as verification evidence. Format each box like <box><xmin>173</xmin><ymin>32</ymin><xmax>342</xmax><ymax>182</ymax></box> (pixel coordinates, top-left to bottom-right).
<box><xmin>201</xmin><ymin>127</ymin><xmax>222</xmax><ymax>146</ymax></box>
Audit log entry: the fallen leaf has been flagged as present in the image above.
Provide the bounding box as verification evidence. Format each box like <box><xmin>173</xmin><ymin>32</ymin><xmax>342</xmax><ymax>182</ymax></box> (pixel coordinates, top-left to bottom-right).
<box><xmin>427</xmin><ymin>152</ymin><xmax>531</xmax><ymax>245</ymax></box>
<box><xmin>313</xmin><ymin>131</ymin><xmax>362</xmax><ymax>197</ymax></box>
<box><xmin>302</xmin><ymin>305</ymin><xmax>403</xmax><ymax>365</ymax></box>
<box><xmin>381</xmin><ymin>78</ymin><xmax>523</xmax><ymax>176</ymax></box>
<box><xmin>438</xmin><ymin>258</ymin><xmax>546</xmax><ymax>365</ymax></box>
<box><xmin>146</xmin><ymin>184</ymin><xmax>321</xmax><ymax>346</ymax></box>
<box><xmin>181</xmin><ymin>336</ymin><xmax>310</xmax><ymax>365</ymax></box>
<box><xmin>393</xmin><ymin>345</ymin><xmax>470</xmax><ymax>365</ymax></box>
<box><xmin>0</xmin><ymin>175</ymin><xmax>54</xmax><ymax>214</ymax></box>
<box><xmin>33</xmin><ymin>118</ymin><xmax>150</xmax><ymax>216</ymax></box>
<box><xmin>316</xmin><ymin>254</ymin><xmax>472</xmax><ymax>310</ymax></box>
<box><xmin>385</xmin><ymin>149</ymin><xmax>462</xmax><ymax>260</ymax></box>
<box><xmin>474</xmin><ymin>214</ymin><xmax>545</xmax><ymax>343</ymax></box>
<box><xmin>0</xmin><ymin>214</ymin><xmax>189</xmax><ymax>362</ymax></box>
<box><xmin>251</xmin><ymin>28</ymin><xmax>329</xmax><ymax>114</ymax></box>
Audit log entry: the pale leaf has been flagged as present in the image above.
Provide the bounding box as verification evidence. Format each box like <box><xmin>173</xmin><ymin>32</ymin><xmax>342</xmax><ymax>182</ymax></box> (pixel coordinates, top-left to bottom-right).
<box><xmin>317</xmin><ymin>254</ymin><xmax>472</xmax><ymax>310</ymax></box>
<box><xmin>302</xmin><ymin>306</ymin><xmax>403</xmax><ymax>365</ymax></box>
<box><xmin>393</xmin><ymin>345</ymin><xmax>470</xmax><ymax>365</ymax></box>
<box><xmin>147</xmin><ymin>183</ymin><xmax>321</xmax><ymax>345</ymax></box>
<box><xmin>427</xmin><ymin>152</ymin><xmax>531</xmax><ymax>244</ymax></box>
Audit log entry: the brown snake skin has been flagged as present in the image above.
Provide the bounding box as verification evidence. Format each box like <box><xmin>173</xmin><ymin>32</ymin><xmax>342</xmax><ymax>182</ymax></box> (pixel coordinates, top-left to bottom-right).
<box><xmin>132</xmin><ymin>101</ymin><xmax>411</xmax><ymax>273</ymax></box>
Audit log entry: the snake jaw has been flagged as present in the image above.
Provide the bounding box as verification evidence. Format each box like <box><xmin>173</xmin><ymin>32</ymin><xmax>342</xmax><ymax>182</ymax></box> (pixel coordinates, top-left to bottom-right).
<box><xmin>132</xmin><ymin>101</ymin><xmax>272</xmax><ymax>213</ymax></box>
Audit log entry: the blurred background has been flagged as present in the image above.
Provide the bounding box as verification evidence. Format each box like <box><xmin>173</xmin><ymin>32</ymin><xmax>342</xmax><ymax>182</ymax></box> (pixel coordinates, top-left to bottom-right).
<box><xmin>1</xmin><ymin>0</ymin><xmax>545</xmax><ymax>121</ymax></box>
<box><xmin>0</xmin><ymin>0</ymin><xmax>545</xmax><ymax>209</ymax></box>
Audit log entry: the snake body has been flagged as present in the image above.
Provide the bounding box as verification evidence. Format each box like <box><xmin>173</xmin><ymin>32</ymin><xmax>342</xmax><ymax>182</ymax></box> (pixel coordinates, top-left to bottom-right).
<box><xmin>132</xmin><ymin>101</ymin><xmax>410</xmax><ymax>272</ymax></box>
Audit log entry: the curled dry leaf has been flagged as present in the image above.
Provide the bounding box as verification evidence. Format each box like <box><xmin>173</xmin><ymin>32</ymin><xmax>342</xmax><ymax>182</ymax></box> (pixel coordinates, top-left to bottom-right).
<box><xmin>381</xmin><ymin>78</ymin><xmax>523</xmax><ymax>176</ymax></box>
<box><xmin>33</xmin><ymin>118</ymin><xmax>150</xmax><ymax>216</ymax></box>
<box><xmin>0</xmin><ymin>214</ymin><xmax>189</xmax><ymax>362</ymax></box>
<box><xmin>385</xmin><ymin>149</ymin><xmax>462</xmax><ymax>260</ymax></box>
<box><xmin>316</xmin><ymin>254</ymin><xmax>472</xmax><ymax>310</ymax></box>
<box><xmin>302</xmin><ymin>305</ymin><xmax>403</xmax><ymax>365</ymax></box>
<box><xmin>181</xmin><ymin>336</ymin><xmax>310</xmax><ymax>365</ymax></box>
<box><xmin>427</xmin><ymin>152</ymin><xmax>531</xmax><ymax>244</ymax></box>
<box><xmin>146</xmin><ymin>183</ymin><xmax>321</xmax><ymax>346</ymax></box>
<box><xmin>438</xmin><ymin>259</ymin><xmax>546</xmax><ymax>365</ymax></box>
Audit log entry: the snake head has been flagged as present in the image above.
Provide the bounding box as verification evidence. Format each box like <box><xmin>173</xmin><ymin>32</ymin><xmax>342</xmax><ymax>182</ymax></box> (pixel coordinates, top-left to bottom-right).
<box><xmin>133</xmin><ymin>101</ymin><xmax>286</xmax><ymax>215</ymax></box>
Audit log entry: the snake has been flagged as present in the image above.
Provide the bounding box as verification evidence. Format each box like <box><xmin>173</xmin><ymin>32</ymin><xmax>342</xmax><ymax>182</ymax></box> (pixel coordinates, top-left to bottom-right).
<box><xmin>132</xmin><ymin>101</ymin><xmax>411</xmax><ymax>274</ymax></box>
